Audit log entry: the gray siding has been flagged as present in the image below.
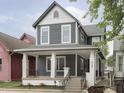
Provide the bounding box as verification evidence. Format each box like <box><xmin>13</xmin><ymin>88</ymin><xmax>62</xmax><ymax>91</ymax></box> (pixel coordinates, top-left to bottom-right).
<box><xmin>78</xmin><ymin>28</ymin><xmax>87</xmax><ymax>45</ymax></box>
<box><xmin>37</xmin><ymin>54</ymin><xmax>75</xmax><ymax>76</ymax></box>
<box><xmin>37</xmin><ymin>22</ymin><xmax>75</xmax><ymax>45</ymax></box>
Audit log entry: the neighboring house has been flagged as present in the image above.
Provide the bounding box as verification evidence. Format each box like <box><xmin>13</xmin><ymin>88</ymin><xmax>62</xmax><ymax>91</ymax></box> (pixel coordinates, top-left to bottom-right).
<box><xmin>20</xmin><ymin>33</ymin><xmax>35</xmax><ymax>45</ymax></box>
<box><xmin>0</xmin><ymin>32</ymin><xmax>35</xmax><ymax>81</ymax></box>
<box><xmin>114</xmin><ymin>37</ymin><xmax>124</xmax><ymax>79</ymax></box>
<box><xmin>15</xmin><ymin>1</ymin><xmax>105</xmax><ymax>87</ymax></box>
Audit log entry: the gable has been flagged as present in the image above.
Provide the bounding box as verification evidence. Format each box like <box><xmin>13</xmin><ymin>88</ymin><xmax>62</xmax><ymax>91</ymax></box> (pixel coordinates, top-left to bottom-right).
<box><xmin>38</xmin><ymin>5</ymin><xmax>75</xmax><ymax>25</ymax></box>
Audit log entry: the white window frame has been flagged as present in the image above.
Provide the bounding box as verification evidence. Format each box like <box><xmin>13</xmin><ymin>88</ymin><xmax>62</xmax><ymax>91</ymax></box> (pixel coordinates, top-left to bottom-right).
<box><xmin>0</xmin><ymin>58</ymin><xmax>2</xmax><ymax>71</ymax></box>
<box><xmin>40</xmin><ymin>26</ymin><xmax>50</xmax><ymax>45</ymax></box>
<box><xmin>46</xmin><ymin>56</ymin><xmax>66</xmax><ymax>72</ymax></box>
<box><xmin>61</xmin><ymin>24</ymin><xmax>71</xmax><ymax>44</ymax></box>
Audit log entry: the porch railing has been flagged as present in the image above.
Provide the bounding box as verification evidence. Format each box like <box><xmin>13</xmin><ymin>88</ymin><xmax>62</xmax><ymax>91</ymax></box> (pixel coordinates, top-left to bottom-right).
<box><xmin>80</xmin><ymin>75</ymin><xmax>87</xmax><ymax>90</ymax></box>
<box><xmin>60</xmin><ymin>67</ymin><xmax>71</xmax><ymax>89</ymax></box>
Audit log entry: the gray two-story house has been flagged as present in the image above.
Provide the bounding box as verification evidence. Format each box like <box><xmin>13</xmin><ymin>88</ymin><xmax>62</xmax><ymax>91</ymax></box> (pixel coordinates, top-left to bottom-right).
<box><xmin>15</xmin><ymin>1</ymin><xmax>105</xmax><ymax>87</ymax></box>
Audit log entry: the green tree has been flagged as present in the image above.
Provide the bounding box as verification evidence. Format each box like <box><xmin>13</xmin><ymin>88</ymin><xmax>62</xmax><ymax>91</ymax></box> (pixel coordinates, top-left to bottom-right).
<box><xmin>70</xmin><ymin>0</ymin><xmax>124</xmax><ymax>41</ymax></box>
<box><xmin>107</xmin><ymin>55</ymin><xmax>114</xmax><ymax>66</ymax></box>
<box><xmin>86</xmin><ymin>0</ymin><xmax>124</xmax><ymax>41</ymax></box>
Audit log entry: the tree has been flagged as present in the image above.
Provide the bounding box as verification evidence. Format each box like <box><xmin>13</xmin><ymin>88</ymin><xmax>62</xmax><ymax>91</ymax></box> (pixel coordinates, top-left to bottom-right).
<box><xmin>70</xmin><ymin>0</ymin><xmax>124</xmax><ymax>41</ymax></box>
<box><xmin>107</xmin><ymin>55</ymin><xmax>114</xmax><ymax>66</ymax></box>
<box><xmin>86</xmin><ymin>0</ymin><xmax>124</xmax><ymax>41</ymax></box>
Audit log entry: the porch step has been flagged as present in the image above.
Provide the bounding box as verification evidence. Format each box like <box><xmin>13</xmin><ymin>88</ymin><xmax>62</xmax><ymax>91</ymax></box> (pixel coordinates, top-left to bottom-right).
<box><xmin>64</xmin><ymin>77</ymin><xmax>82</xmax><ymax>91</ymax></box>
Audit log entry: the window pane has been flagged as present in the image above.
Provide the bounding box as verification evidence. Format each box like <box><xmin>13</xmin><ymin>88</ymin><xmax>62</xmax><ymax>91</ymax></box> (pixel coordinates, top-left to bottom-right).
<box><xmin>62</xmin><ymin>26</ymin><xmax>70</xmax><ymax>43</ymax></box>
<box><xmin>119</xmin><ymin>56</ymin><xmax>123</xmax><ymax>71</ymax></box>
<box><xmin>59</xmin><ymin>58</ymin><xmax>64</xmax><ymax>70</ymax></box>
<box><xmin>56</xmin><ymin>58</ymin><xmax>59</xmax><ymax>70</ymax></box>
<box><xmin>41</xmin><ymin>27</ymin><xmax>49</xmax><ymax>44</ymax></box>
<box><xmin>42</xmin><ymin>31</ymin><xmax>48</xmax><ymax>36</ymax></box>
<box><xmin>42</xmin><ymin>36</ymin><xmax>48</xmax><ymax>43</ymax></box>
<box><xmin>47</xmin><ymin>58</ymin><xmax>51</xmax><ymax>70</ymax></box>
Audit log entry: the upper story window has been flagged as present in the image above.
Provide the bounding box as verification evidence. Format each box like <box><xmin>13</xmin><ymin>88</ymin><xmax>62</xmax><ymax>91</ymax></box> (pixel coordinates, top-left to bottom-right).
<box><xmin>61</xmin><ymin>24</ymin><xmax>71</xmax><ymax>44</ymax></box>
<box><xmin>41</xmin><ymin>26</ymin><xmax>49</xmax><ymax>45</ymax></box>
<box><xmin>118</xmin><ymin>55</ymin><xmax>123</xmax><ymax>71</ymax></box>
<box><xmin>0</xmin><ymin>59</ymin><xmax>2</xmax><ymax>71</ymax></box>
<box><xmin>92</xmin><ymin>37</ymin><xmax>100</xmax><ymax>45</ymax></box>
<box><xmin>53</xmin><ymin>10</ymin><xmax>59</xmax><ymax>18</ymax></box>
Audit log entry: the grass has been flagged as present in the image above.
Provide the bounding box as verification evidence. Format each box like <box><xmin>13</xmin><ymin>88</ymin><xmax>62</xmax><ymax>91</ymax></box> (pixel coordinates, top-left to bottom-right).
<box><xmin>0</xmin><ymin>81</ymin><xmax>21</xmax><ymax>88</ymax></box>
<box><xmin>0</xmin><ymin>81</ymin><xmax>62</xmax><ymax>89</ymax></box>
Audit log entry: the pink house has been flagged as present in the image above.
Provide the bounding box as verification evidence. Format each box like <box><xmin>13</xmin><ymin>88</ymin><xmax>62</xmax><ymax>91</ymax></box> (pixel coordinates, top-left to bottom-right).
<box><xmin>0</xmin><ymin>32</ymin><xmax>35</xmax><ymax>81</ymax></box>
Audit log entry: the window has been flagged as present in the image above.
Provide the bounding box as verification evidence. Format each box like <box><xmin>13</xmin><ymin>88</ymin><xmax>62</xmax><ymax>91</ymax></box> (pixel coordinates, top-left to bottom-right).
<box><xmin>61</xmin><ymin>24</ymin><xmax>71</xmax><ymax>43</ymax></box>
<box><xmin>41</xmin><ymin>26</ymin><xmax>49</xmax><ymax>44</ymax></box>
<box><xmin>0</xmin><ymin>59</ymin><xmax>2</xmax><ymax>71</ymax></box>
<box><xmin>53</xmin><ymin>10</ymin><xmax>59</xmax><ymax>18</ymax></box>
<box><xmin>118</xmin><ymin>55</ymin><xmax>123</xmax><ymax>71</ymax></box>
<box><xmin>46</xmin><ymin>56</ymin><xmax>66</xmax><ymax>71</ymax></box>
<box><xmin>92</xmin><ymin>37</ymin><xmax>100</xmax><ymax>45</ymax></box>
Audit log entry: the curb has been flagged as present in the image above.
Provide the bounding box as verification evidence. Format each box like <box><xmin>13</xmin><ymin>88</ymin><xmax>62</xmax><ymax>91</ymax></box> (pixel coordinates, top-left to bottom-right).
<box><xmin>0</xmin><ymin>88</ymin><xmax>84</xmax><ymax>92</ymax></box>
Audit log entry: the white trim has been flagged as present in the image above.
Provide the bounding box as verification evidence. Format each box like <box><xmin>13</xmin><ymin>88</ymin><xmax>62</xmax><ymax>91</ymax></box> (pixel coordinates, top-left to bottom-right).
<box><xmin>35</xmin><ymin>56</ymin><xmax>39</xmax><ymax>75</ymax></box>
<box><xmin>75</xmin><ymin>54</ymin><xmax>77</xmax><ymax>76</ymax></box>
<box><xmin>61</xmin><ymin>24</ymin><xmax>71</xmax><ymax>44</ymax></box>
<box><xmin>46</xmin><ymin>56</ymin><xmax>66</xmax><ymax>72</ymax></box>
<box><xmin>75</xmin><ymin>22</ymin><xmax>78</xmax><ymax>44</ymax></box>
<box><xmin>40</xmin><ymin>26</ymin><xmax>50</xmax><ymax>45</ymax></box>
<box><xmin>35</xmin><ymin>27</ymin><xmax>38</xmax><ymax>46</ymax></box>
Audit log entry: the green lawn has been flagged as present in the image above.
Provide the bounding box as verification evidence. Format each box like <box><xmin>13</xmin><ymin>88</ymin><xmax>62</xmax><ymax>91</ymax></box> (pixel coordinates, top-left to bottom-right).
<box><xmin>0</xmin><ymin>81</ymin><xmax>62</xmax><ymax>89</ymax></box>
<box><xmin>0</xmin><ymin>81</ymin><xmax>21</xmax><ymax>88</ymax></box>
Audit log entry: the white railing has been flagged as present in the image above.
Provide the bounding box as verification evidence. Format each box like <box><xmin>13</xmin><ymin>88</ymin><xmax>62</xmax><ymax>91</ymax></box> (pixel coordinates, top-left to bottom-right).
<box><xmin>60</xmin><ymin>67</ymin><xmax>70</xmax><ymax>89</ymax></box>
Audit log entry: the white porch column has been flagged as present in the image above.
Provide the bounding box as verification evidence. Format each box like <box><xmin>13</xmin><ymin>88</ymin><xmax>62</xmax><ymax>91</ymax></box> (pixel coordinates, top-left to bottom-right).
<box><xmin>36</xmin><ymin>56</ymin><xmax>38</xmax><ymax>76</ymax></box>
<box><xmin>51</xmin><ymin>53</ymin><xmax>56</xmax><ymax>78</ymax></box>
<box><xmin>22</xmin><ymin>53</ymin><xmax>29</xmax><ymax>78</ymax></box>
<box><xmin>86</xmin><ymin>50</ymin><xmax>96</xmax><ymax>87</ymax></box>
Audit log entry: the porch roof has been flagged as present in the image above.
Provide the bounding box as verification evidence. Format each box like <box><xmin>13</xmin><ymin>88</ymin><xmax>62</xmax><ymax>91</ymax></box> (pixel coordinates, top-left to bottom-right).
<box><xmin>14</xmin><ymin>44</ymin><xmax>98</xmax><ymax>52</ymax></box>
<box><xmin>14</xmin><ymin>44</ymin><xmax>105</xmax><ymax>59</ymax></box>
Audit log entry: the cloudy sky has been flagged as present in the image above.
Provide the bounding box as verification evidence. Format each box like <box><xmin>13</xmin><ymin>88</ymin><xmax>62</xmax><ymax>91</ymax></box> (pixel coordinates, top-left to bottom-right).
<box><xmin>0</xmin><ymin>0</ymin><xmax>113</xmax><ymax>56</ymax></box>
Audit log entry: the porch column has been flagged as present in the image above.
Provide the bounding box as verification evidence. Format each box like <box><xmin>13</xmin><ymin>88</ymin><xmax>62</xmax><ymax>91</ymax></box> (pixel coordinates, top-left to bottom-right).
<box><xmin>22</xmin><ymin>53</ymin><xmax>29</xmax><ymax>78</ymax></box>
<box><xmin>86</xmin><ymin>50</ymin><xmax>96</xmax><ymax>87</ymax></box>
<box><xmin>50</xmin><ymin>53</ymin><xmax>56</xmax><ymax>78</ymax></box>
<box><xmin>35</xmin><ymin>56</ymin><xmax>38</xmax><ymax>76</ymax></box>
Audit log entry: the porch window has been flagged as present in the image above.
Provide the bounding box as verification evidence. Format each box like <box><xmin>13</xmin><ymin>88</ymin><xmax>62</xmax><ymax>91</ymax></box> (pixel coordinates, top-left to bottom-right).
<box><xmin>46</xmin><ymin>56</ymin><xmax>66</xmax><ymax>71</ymax></box>
<box><xmin>0</xmin><ymin>59</ymin><xmax>2</xmax><ymax>71</ymax></box>
<box><xmin>41</xmin><ymin>26</ymin><xmax>49</xmax><ymax>44</ymax></box>
<box><xmin>61</xmin><ymin>24</ymin><xmax>71</xmax><ymax>43</ymax></box>
<box><xmin>118</xmin><ymin>55</ymin><xmax>123</xmax><ymax>71</ymax></box>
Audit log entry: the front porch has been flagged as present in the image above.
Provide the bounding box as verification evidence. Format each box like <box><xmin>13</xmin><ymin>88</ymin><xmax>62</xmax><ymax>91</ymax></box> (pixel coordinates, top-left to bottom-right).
<box><xmin>15</xmin><ymin>45</ymin><xmax>105</xmax><ymax>87</ymax></box>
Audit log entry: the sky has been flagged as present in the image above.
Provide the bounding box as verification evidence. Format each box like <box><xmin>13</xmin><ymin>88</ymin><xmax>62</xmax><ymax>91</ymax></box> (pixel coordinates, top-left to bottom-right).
<box><xmin>0</xmin><ymin>0</ymin><xmax>113</xmax><ymax>56</ymax></box>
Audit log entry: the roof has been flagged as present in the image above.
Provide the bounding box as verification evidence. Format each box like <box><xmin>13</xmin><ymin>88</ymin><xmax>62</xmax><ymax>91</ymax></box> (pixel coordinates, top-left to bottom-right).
<box><xmin>32</xmin><ymin>1</ymin><xmax>105</xmax><ymax>36</ymax></box>
<box><xmin>0</xmin><ymin>32</ymin><xmax>29</xmax><ymax>51</ymax></box>
<box><xmin>20</xmin><ymin>33</ymin><xmax>35</xmax><ymax>44</ymax></box>
<box><xmin>83</xmin><ymin>25</ymin><xmax>105</xmax><ymax>36</ymax></box>
<box><xmin>32</xmin><ymin>1</ymin><xmax>80</xmax><ymax>28</ymax></box>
